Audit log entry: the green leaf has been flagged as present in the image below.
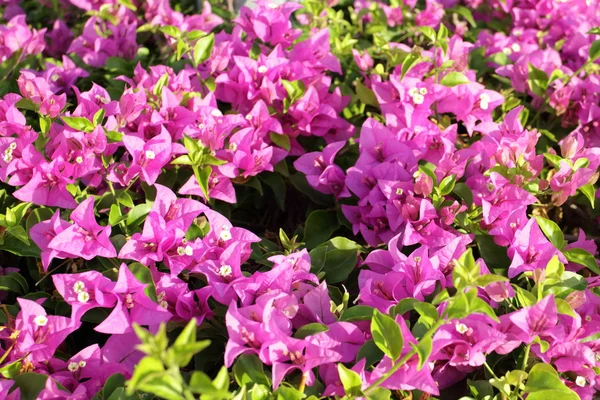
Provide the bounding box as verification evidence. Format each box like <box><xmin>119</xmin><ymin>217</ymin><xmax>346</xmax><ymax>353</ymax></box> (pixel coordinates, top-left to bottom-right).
<box><xmin>579</xmin><ymin>183</ymin><xmax>595</xmax><ymax>209</ymax></box>
<box><xmin>259</xmin><ymin>172</ymin><xmax>286</xmax><ymax>211</ymax></box>
<box><xmin>0</xmin><ymin>360</ymin><xmax>21</xmax><ymax>378</ymax></box>
<box><xmin>126</xmin><ymin>203</ymin><xmax>152</xmax><ymax>227</ymax></box>
<box><xmin>160</xmin><ymin>25</ymin><xmax>181</xmax><ymax>38</ymax></box>
<box><xmin>294</xmin><ymin>323</ymin><xmax>329</xmax><ymax>339</ymax></box>
<box><xmin>544</xmin><ymin>153</ymin><xmax>563</xmax><ymax>168</ymax></box>
<box><xmin>440</xmin><ymin>71</ymin><xmax>470</xmax><ymax>87</ymax></box>
<box><xmin>371</xmin><ymin>309</ymin><xmax>403</xmax><ymax>361</ymax></box>
<box><xmin>309</xmin><ymin>237</ymin><xmax>363</xmax><ymax>284</ymax></box>
<box><xmin>338</xmin><ymin>364</ymin><xmax>363</xmax><ymax>396</ymax></box>
<box><xmin>534</xmin><ymin>216</ymin><xmax>565</xmax><ymax>250</ymax></box>
<box><xmin>100</xmin><ymin>373</ymin><xmax>127</xmax><ymax>399</ymax></box>
<box><xmin>453</xmin><ymin>182</ymin><xmax>474</xmax><ymax>205</ymax></box>
<box><xmin>61</xmin><ymin>116</ymin><xmax>95</xmax><ymax>133</ymax></box>
<box><xmin>401</xmin><ymin>53</ymin><xmax>421</xmax><ymax>80</ymax></box>
<box><xmin>153</xmin><ymin>73</ymin><xmax>170</xmax><ymax>97</ymax></box>
<box><xmin>269</xmin><ymin>133</ymin><xmax>291</xmax><ymax>151</ymax></box>
<box><xmin>303</xmin><ymin>210</ymin><xmax>340</xmax><ymax>249</ymax></box>
<box><xmin>589</xmin><ymin>40</ymin><xmax>600</xmax><ymax>62</ymax></box>
<box><xmin>564</xmin><ymin>248</ymin><xmax>600</xmax><ymax>275</ymax></box>
<box><xmin>193</xmin><ymin>33</ymin><xmax>215</xmax><ymax>65</ymax></box>
<box><xmin>438</xmin><ymin>175</ymin><xmax>456</xmax><ymax>196</ymax></box>
<box><xmin>105</xmin><ymin>130</ymin><xmax>123</xmax><ymax>143</ymax></box>
<box><xmin>25</xmin><ymin>208</ymin><xmax>54</xmax><ymax>232</ymax></box>
<box><xmin>340</xmin><ymin>305</ymin><xmax>377</xmax><ymax>322</ymax></box>
<box><xmin>233</xmin><ymin>354</ymin><xmax>270</xmax><ymax>387</ymax></box>
<box><xmin>356</xmin><ymin>340</ymin><xmax>385</xmax><ymax>368</ymax></box>
<box><xmin>412</xmin><ymin>336</ymin><xmax>432</xmax><ymax>370</ymax></box>
<box><xmin>528</xmin><ymin>63</ymin><xmax>549</xmax><ymax>98</ymax></box>
<box><xmin>12</xmin><ymin>373</ymin><xmax>48</xmax><ymax>400</ymax></box>
<box><xmin>93</xmin><ymin>108</ymin><xmax>106</xmax><ymax>126</ymax></box>
<box><xmin>418</xmin><ymin>26</ymin><xmax>437</xmax><ymax>43</ymax></box>
<box><xmin>524</xmin><ymin>363</ymin><xmax>579</xmax><ymax>400</ymax></box>
<box><xmin>476</xmin><ymin>233</ymin><xmax>511</xmax><ymax>270</ymax></box>
<box><xmin>356</xmin><ymin>80</ymin><xmax>379</xmax><ymax>108</ymax></box>
<box><xmin>128</xmin><ymin>262</ymin><xmax>158</xmax><ymax>303</ymax></box>
<box><xmin>195</xmin><ymin>165</ymin><xmax>212</xmax><ymax>200</ymax></box>
<box><xmin>453</xmin><ymin>6</ymin><xmax>477</xmax><ymax>27</ymax></box>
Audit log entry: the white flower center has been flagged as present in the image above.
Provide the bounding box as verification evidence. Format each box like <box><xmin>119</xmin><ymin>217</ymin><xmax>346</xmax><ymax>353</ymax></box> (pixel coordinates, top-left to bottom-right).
<box><xmin>68</xmin><ymin>362</ymin><xmax>79</xmax><ymax>372</ymax></box>
<box><xmin>219</xmin><ymin>264</ymin><xmax>232</xmax><ymax>277</ymax></box>
<box><xmin>78</xmin><ymin>360</ymin><xmax>86</xmax><ymax>368</ymax></box>
<box><xmin>412</xmin><ymin>93</ymin><xmax>424</xmax><ymax>105</ymax></box>
<box><xmin>145</xmin><ymin>150</ymin><xmax>156</xmax><ymax>160</ymax></box>
<box><xmin>34</xmin><ymin>315</ymin><xmax>48</xmax><ymax>327</ymax></box>
<box><xmin>576</xmin><ymin>376</ymin><xmax>586</xmax><ymax>387</ymax></box>
<box><xmin>73</xmin><ymin>281</ymin><xmax>86</xmax><ymax>294</ymax></box>
<box><xmin>219</xmin><ymin>228</ymin><xmax>232</xmax><ymax>241</ymax></box>
<box><xmin>502</xmin><ymin>48</ymin><xmax>512</xmax><ymax>55</ymax></box>
<box><xmin>511</xmin><ymin>43</ymin><xmax>521</xmax><ymax>52</ymax></box>
<box><xmin>77</xmin><ymin>291</ymin><xmax>90</xmax><ymax>303</ymax></box>
<box><xmin>210</xmin><ymin>109</ymin><xmax>221</xmax><ymax>117</ymax></box>
<box><xmin>456</xmin><ymin>323</ymin><xmax>469</xmax><ymax>334</ymax></box>
<box><xmin>75</xmin><ymin>156</ymin><xmax>83</xmax><ymax>164</ymax></box>
<box><xmin>258</xmin><ymin>65</ymin><xmax>268</xmax><ymax>74</ymax></box>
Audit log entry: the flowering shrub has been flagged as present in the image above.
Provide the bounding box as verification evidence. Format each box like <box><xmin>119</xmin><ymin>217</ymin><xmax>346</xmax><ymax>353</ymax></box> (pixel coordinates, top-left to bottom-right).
<box><xmin>1</xmin><ymin>0</ymin><xmax>600</xmax><ymax>399</ymax></box>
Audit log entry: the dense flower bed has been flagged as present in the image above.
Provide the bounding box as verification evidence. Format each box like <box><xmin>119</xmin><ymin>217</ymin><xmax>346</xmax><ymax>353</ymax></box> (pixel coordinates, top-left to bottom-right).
<box><xmin>1</xmin><ymin>0</ymin><xmax>600</xmax><ymax>399</ymax></box>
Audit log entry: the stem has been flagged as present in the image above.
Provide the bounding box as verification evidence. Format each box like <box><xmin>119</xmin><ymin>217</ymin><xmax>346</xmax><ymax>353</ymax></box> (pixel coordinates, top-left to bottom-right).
<box><xmin>484</xmin><ymin>361</ymin><xmax>499</xmax><ymax>380</ymax></box>
<box><xmin>521</xmin><ymin>343</ymin><xmax>531</xmax><ymax>371</ymax></box>
<box><xmin>363</xmin><ymin>320</ymin><xmax>444</xmax><ymax>395</ymax></box>
<box><xmin>298</xmin><ymin>373</ymin><xmax>307</xmax><ymax>393</ymax></box>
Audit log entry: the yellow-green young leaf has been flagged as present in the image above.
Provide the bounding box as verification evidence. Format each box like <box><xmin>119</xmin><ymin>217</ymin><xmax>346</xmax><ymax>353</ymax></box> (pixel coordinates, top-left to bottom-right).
<box><xmin>371</xmin><ymin>309</ymin><xmax>403</xmax><ymax>361</ymax></box>
<box><xmin>61</xmin><ymin>116</ymin><xmax>95</xmax><ymax>133</ymax></box>
<box><xmin>337</xmin><ymin>364</ymin><xmax>362</xmax><ymax>395</ymax></box>
<box><xmin>543</xmin><ymin>153</ymin><xmax>563</xmax><ymax>168</ymax></box>
<box><xmin>524</xmin><ymin>363</ymin><xmax>579</xmax><ymax>400</ymax></box>
<box><xmin>193</xmin><ymin>33</ymin><xmax>215</xmax><ymax>66</ymax></box>
<box><xmin>438</xmin><ymin>174</ymin><xmax>456</xmax><ymax>196</ymax></box>
<box><xmin>401</xmin><ymin>53</ymin><xmax>421</xmax><ymax>80</ymax></box>
<box><xmin>454</xmin><ymin>6</ymin><xmax>477</xmax><ymax>27</ymax></box>
<box><xmin>418</xmin><ymin>26</ymin><xmax>437</xmax><ymax>43</ymax></box>
<box><xmin>579</xmin><ymin>183</ymin><xmax>595</xmax><ymax>209</ymax></box>
<box><xmin>153</xmin><ymin>73</ymin><xmax>170</xmax><ymax>97</ymax></box>
<box><xmin>233</xmin><ymin>354</ymin><xmax>271</xmax><ymax>387</ymax></box>
<box><xmin>440</xmin><ymin>71</ymin><xmax>470</xmax><ymax>87</ymax></box>
<box><xmin>294</xmin><ymin>323</ymin><xmax>329</xmax><ymax>338</ymax></box>
<box><xmin>194</xmin><ymin>165</ymin><xmax>212</xmax><ymax>200</ymax></box>
<box><xmin>160</xmin><ymin>25</ymin><xmax>181</xmax><ymax>38</ymax></box>
<box><xmin>412</xmin><ymin>336</ymin><xmax>432</xmax><ymax>370</ymax></box>
<box><xmin>534</xmin><ymin>216</ymin><xmax>565</xmax><ymax>250</ymax></box>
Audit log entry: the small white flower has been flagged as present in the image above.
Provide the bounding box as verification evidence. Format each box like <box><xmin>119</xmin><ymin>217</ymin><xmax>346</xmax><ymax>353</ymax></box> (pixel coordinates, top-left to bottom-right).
<box><xmin>245</xmin><ymin>114</ymin><xmax>253</xmax><ymax>121</ymax></box>
<box><xmin>511</xmin><ymin>43</ymin><xmax>521</xmax><ymax>52</ymax></box>
<box><xmin>177</xmin><ymin>246</ymin><xmax>186</xmax><ymax>256</ymax></box>
<box><xmin>183</xmin><ymin>245</ymin><xmax>193</xmax><ymax>256</ymax></box>
<box><xmin>480</xmin><ymin>93</ymin><xmax>491</xmax><ymax>110</ymax></box>
<box><xmin>408</xmin><ymin>87</ymin><xmax>418</xmax><ymax>96</ymax></box>
<box><xmin>199</xmin><ymin>123</ymin><xmax>205</xmax><ymax>129</ymax></box>
<box><xmin>77</xmin><ymin>291</ymin><xmax>90</xmax><ymax>304</ymax></box>
<box><xmin>419</xmin><ymin>87</ymin><xmax>428</xmax><ymax>95</ymax></box>
<box><xmin>211</xmin><ymin>109</ymin><xmax>221</xmax><ymax>117</ymax></box>
<box><xmin>258</xmin><ymin>65</ymin><xmax>268</xmax><ymax>74</ymax></box>
<box><xmin>78</xmin><ymin>360</ymin><xmax>86</xmax><ymax>368</ymax></box>
<box><xmin>68</xmin><ymin>362</ymin><xmax>79</xmax><ymax>372</ymax></box>
<box><xmin>456</xmin><ymin>323</ymin><xmax>469</xmax><ymax>334</ymax></box>
<box><xmin>229</xmin><ymin>142</ymin><xmax>238</xmax><ymax>152</ymax></box>
<box><xmin>220</xmin><ymin>229</ymin><xmax>232</xmax><ymax>241</ymax></box>
<box><xmin>412</xmin><ymin>93</ymin><xmax>425</xmax><ymax>105</ymax></box>
<box><xmin>3</xmin><ymin>149</ymin><xmax>13</xmax><ymax>163</ymax></box>
<box><xmin>95</xmin><ymin>95</ymin><xmax>110</xmax><ymax>104</ymax></box>
<box><xmin>576</xmin><ymin>376</ymin><xmax>586</xmax><ymax>387</ymax></box>
<box><xmin>75</xmin><ymin>156</ymin><xmax>83</xmax><ymax>164</ymax></box>
<box><xmin>160</xmin><ymin>300</ymin><xmax>169</xmax><ymax>309</ymax></box>
<box><xmin>219</xmin><ymin>264</ymin><xmax>233</xmax><ymax>277</ymax></box>
<box><xmin>145</xmin><ymin>150</ymin><xmax>156</xmax><ymax>160</ymax></box>
<box><xmin>268</xmin><ymin>3</ymin><xmax>279</xmax><ymax>8</ymax></box>
<box><xmin>51</xmin><ymin>74</ymin><xmax>60</xmax><ymax>82</ymax></box>
<box><xmin>34</xmin><ymin>315</ymin><xmax>48</xmax><ymax>327</ymax></box>
<box><xmin>502</xmin><ymin>47</ymin><xmax>512</xmax><ymax>55</ymax></box>
<box><xmin>8</xmin><ymin>142</ymin><xmax>16</xmax><ymax>150</ymax></box>
<box><xmin>395</xmin><ymin>188</ymin><xmax>404</xmax><ymax>195</ymax></box>
<box><xmin>73</xmin><ymin>281</ymin><xmax>86</xmax><ymax>294</ymax></box>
